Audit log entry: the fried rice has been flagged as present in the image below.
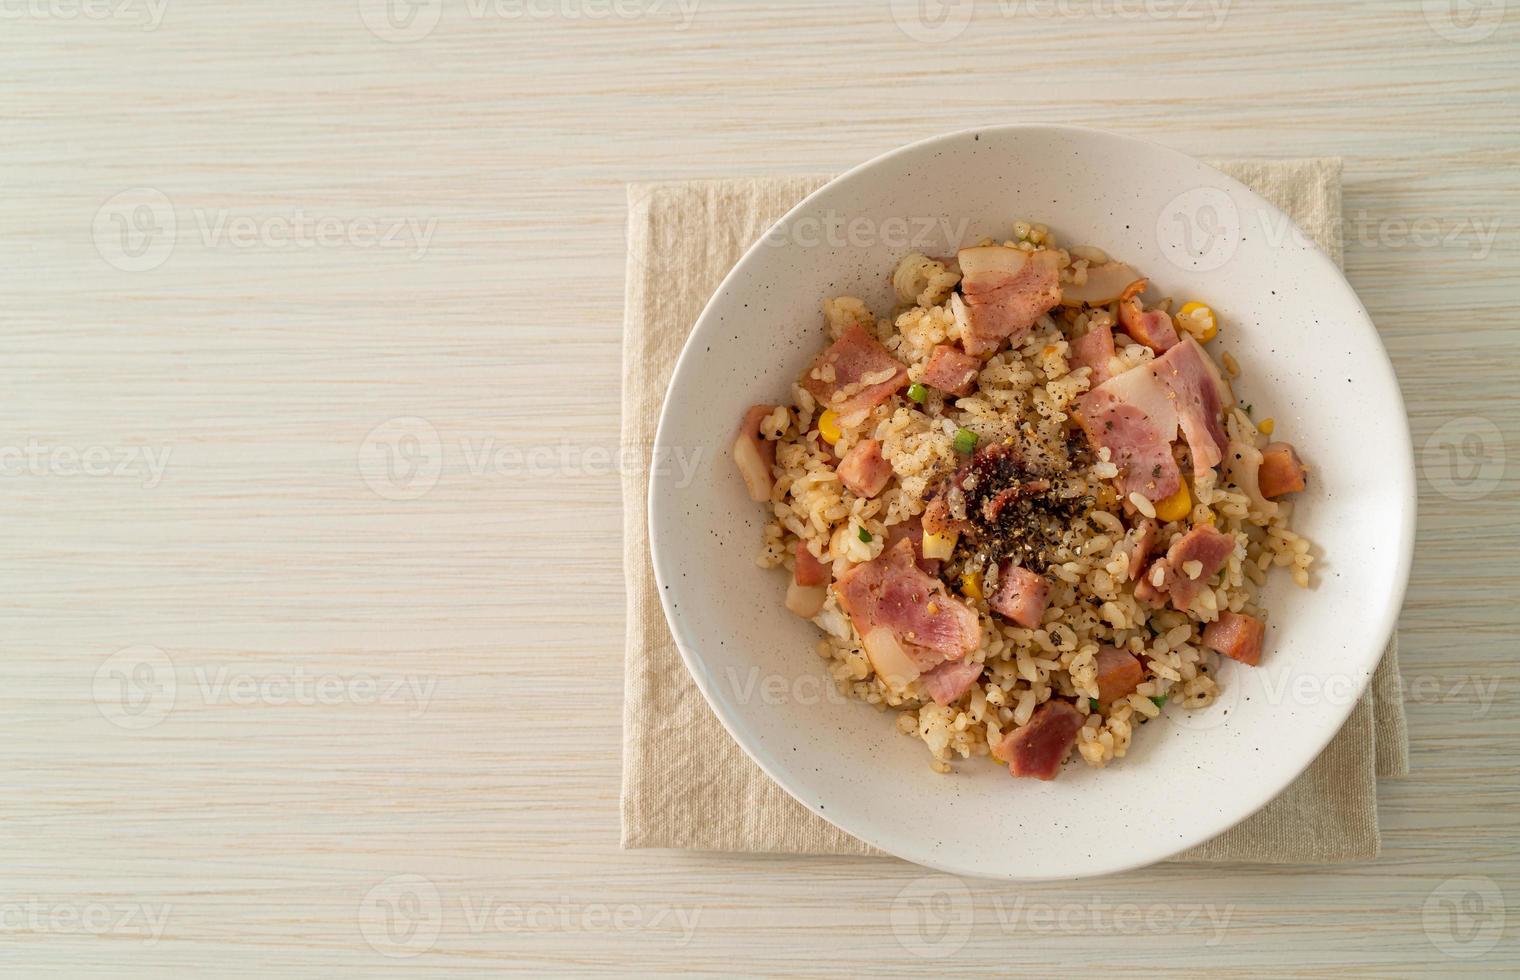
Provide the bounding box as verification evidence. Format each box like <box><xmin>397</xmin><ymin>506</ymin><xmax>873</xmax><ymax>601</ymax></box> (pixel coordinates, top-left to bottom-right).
<box><xmin>741</xmin><ymin>223</ymin><xmax>1314</xmax><ymax>776</ymax></box>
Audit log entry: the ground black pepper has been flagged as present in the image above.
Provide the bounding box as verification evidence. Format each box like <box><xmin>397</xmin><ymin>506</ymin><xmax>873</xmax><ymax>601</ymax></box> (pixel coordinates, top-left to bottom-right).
<box><xmin>948</xmin><ymin>440</ymin><xmax>1092</xmax><ymax>575</ymax></box>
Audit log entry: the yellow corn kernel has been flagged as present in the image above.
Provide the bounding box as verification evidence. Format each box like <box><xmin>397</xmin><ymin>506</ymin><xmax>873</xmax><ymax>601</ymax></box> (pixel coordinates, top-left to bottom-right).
<box><xmin>960</xmin><ymin>570</ymin><xmax>983</xmax><ymax>599</ymax></box>
<box><xmin>1258</xmin><ymin>417</ymin><xmax>1275</xmax><ymax>436</ymax></box>
<box><xmin>922</xmin><ymin>529</ymin><xmax>958</xmax><ymax>560</ymax></box>
<box><xmin>1175</xmin><ymin>301</ymin><xmax>1218</xmax><ymax>343</ymax></box>
<box><xmin>1155</xmin><ymin>480</ymin><xmax>1192</xmax><ymax>522</ymax></box>
<box><xmin>818</xmin><ymin>409</ymin><xmax>842</xmax><ymax>444</ymax></box>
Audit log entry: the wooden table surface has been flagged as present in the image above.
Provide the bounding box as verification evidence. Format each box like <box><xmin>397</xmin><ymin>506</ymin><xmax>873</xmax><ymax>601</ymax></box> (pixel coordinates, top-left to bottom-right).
<box><xmin>2</xmin><ymin>1</ymin><xmax>1516</xmax><ymax>975</ymax></box>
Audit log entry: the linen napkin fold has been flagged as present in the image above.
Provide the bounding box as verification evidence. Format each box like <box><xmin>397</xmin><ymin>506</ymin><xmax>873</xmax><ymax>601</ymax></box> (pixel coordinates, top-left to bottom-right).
<box><xmin>622</xmin><ymin>159</ymin><xmax>1407</xmax><ymax>864</ymax></box>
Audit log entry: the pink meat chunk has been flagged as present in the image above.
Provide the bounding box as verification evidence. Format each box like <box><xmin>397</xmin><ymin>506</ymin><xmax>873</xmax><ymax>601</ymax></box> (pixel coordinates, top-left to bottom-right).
<box><xmin>988</xmin><ymin>563</ymin><xmax>1050</xmax><ymax>628</ymax></box>
<box><xmin>1078</xmin><ymin>395</ymin><xmax>1182</xmax><ymax>502</ymax></box>
<box><xmin>921</xmin><ymin>344</ymin><xmax>982</xmax><ymax>397</ymax></box>
<box><xmin>833</xmin><ymin>539</ymin><xmax>982</xmax><ymax>671</ymax></box>
<box><xmin>801</xmin><ymin>324</ymin><xmax>908</xmax><ymax>424</ymax></box>
<box><xmin>794</xmin><ymin>540</ymin><xmax>830</xmax><ymax>587</ymax></box>
<box><xmin>1071</xmin><ymin>322</ymin><xmax>1116</xmax><ymax>385</ymax></box>
<box><xmin>1138</xmin><ymin>524</ymin><xmax>1238</xmax><ymax>613</ymax></box>
<box><xmin>957</xmin><ymin>247</ymin><xmax>1063</xmax><ymax>357</ymax></box>
<box><xmin>1154</xmin><ymin>337</ymin><xmax>1233</xmax><ymax>475</ymax></box>
<box><xmin>884</xmin><ymin>515</ymin><xmax>941</xmax><ymax>577</ymax></box>
<box><xmin>921</xmin><ymin>493</ymin><xmax>972</xmax><ymax>538</ymax></box>
<box><xmin>997</xmin><ymin>700</ymin><xmax>1084</xmax><ymax>780</ymax></box>
<box><xmin>1258</xmin><ymin>442</ymin><xmax>1307</xmax><ymax>498</ymax></box>
<box><xmin>1119</xmin><ymin>279</ymin><xmax>1180</xmax><ymax>353</ymax></box>
<box><xmin>1094</xmin><ymin>646</ymin><xmax>1145</xmax><ymax>703</ymax></box>
<box><xmin>837</xmin><ymin>438</ymin><xmax>894</xmax><ymax>498</ymax></box>
<box><xmin>1124</xmin><ymin>519</ymin><xmax>1158</xmax><ymax>581</ymax></box>
<box><xmin>1076</xmin><ymin>336</ymin><xmax>1233</xmax><ymax>499</ymax></box>
<box><xmin>919</xmin><ymin>659</ymin><xmax>983</xmax><ymax>706</ymax></box>
<box><xmin>1203</xmin><ymin>611</ymin><xmax>1265</xmax><ymax>666</ymax></box>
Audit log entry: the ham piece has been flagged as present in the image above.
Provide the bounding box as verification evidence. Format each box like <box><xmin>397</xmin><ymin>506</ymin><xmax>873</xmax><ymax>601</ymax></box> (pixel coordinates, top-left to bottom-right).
<box><xmin>1118</xmin><ymin>278</ymin><xmax>1179</xmax><ymax>353</ymax></box>
<box><xmin>1136</xmin><ymin>524</ymin><xmax>1237</xmax><ymax>613</ymax></box>
<box><xmin>919</xmin><ymin>659</ymin><xmax>983</xmax><ymax>706</ymax></box>
<box><xmin>996</xmin><ymin>700</ymin><xmax>1084</xmax><ymax>780</ymax></box>
<box><xmin>1077</xmin><ymin>336</ymin><xmax>1234</xmax><ymax>500</ymax></box>
<box><xmin>793</xmin><ymin>540</ymin><xmax>829</xmax><ymax>587</ymax></box>
<box><xmin>954</xmin><ymin>246</ymin><xmax>1063</xmax><ymax>357</ymax></box>
<box><xmin>1203</xmin><ymin>610</ymin><xmax>1266</xmax><ymax>666</ymax></box>
<box><xmin>800</xmin><ymin>324</ymin><xmax>909</xmax><ymax>424</ymax></box>
<box><xmin>921</xmin><ymin>344</ymin><xmax>982</xmax><ymax>396</ymax></box>
<box><xmin>884</xmin><ymin>515</ymin><xmax>941</xmax><ymax>577</ymax></box>
<box><xmin>1123</xmin><ymin>519</ymin><xmax>1158</xmax><ymax>581</ymax></box>
<box><xmin>1258</xmin><ymin>442</ymin><xmax>1307</xmax><ymax>498</ymax></box>
<box><xmin>833</xmin><ymin>539</ymin><xmax>982</xmax><ymax>683</ymax></box>
<box><xmin>1094</xmin><ymin>646</ymin><xmax>1145</xmax><ymax>703</ymax></box>
<box><xmin>987</xmin><ymin>563</ymin><xmax>1051</xmax><ymax>629</ymax></box>
<box><xmin>837</xmin><ymin>438</ymin><xmax>894</xmax><ymax>498</ymax></box>
<box><xmin>1070</xmin><ymin>322</ymin><xmax>1116</xmax><ymax>385</ymax></box>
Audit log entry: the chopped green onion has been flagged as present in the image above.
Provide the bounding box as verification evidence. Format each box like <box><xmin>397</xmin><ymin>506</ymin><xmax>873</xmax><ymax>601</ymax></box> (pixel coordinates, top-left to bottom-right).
<box><xmin>953</xmin><ymin>428</ymin><xmax>978</xmax><ymax>454</ymax></box>
<box><xmin>907</xmin><ymin>382</ymin><xmax>927</xmax><ymax>404</ymax></box>
<box><xmin>858</xmin><ymin>527</ymin><xmax>872</xmax><ymax>543</ymax></box>
<box><xmin>1088</xmin><ymin>697</ymin><xmax>1100</xmax><ymax>711</ymax></box>
<box><xmin>1150</xmin><ymin>695</ymin><xmax>1168</xmax><ymax>708</ymax></box>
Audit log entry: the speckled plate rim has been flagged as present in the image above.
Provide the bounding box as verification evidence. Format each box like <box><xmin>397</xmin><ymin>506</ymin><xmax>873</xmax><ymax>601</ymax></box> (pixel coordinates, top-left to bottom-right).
<box><xmin>647</xmin><ymin>124</ymin><xmax>1416</xmax><ymax>880</ymax></box>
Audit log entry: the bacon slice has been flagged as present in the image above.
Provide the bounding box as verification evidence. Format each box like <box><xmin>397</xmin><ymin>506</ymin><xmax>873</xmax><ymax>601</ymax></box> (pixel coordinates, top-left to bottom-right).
<box><xmin>1077</xmin><ymin>336</ymin><xmax>1234</xmax><ymax>499</ymax></box>
<box><xmin>1203</xmin><ymin>610</ymin><xmax>1266</xmax><ymax>666</ymax></box>
<box><xmin>1118</xmin><ymin>279</ymin><xmax>1179</xmax><ymax>353</ymax></box>
<box><xmin>1094</xmin><ymin>646</ymin><xmax>1144</xmax><ymax>703</ymax></box>
<box><xmin>988</xmin><ymin>563</ymin><xmax>1050</xmax><ymax>628</ymax></box>
<box><xmin>1078</xmin><ymin>390</ymin><xmax>1182</xmax><ymax>501</ymax></box>
<box><xmin>794</xmin><ymin>540</ymin><xmax>829</xmax><ymax>587</ymax></box>
<box><xmin>919</xmin><ymin>659</ymin><xmax>983</xmax><ymax>706</ymax></box>
<box><xmin>1123</xmin><ymin>519</ymin><xmax>1158</xmax><ymax>581</ymax></box>
<box><xmin>800</xmin><ymin>324</ymin><xmax>908</xmax><ymax>424</ymax></box>
<box><xmin>1258</xmin><ymin>442</ymin><xmax>1307</xmax><ymax>498</ymax></box>
<box><xmin>1137</xmin><ymin>524</ymin><xmax>1237</xmax><ymax>613</ymax></box>
<box><xmin>786</xmin><ymin>542</ymin><xmax>830</xmax><ymax>618</ymax></box>
<box><xmin>921</xmin><ymin>344</ymin><xmax>982</xmax><ymax>396</ymax></box>
<box><xmin>1155</xmin><ymin>337</ymin><xmax>1233</xmax><ymax>475</ymax></box>
<box><xmin>1070</xmin><ymin>322</ymin><xmax>1116</xmax><ymax>385</ymax></box>
<box><xmin>996</xmin><ymin>700</ymin><xmax>1084</xmax><ymax>780</ymax></box>
<box><xmin>955</xmin><ymin>246</ymin><xmax>1062</xmax><ymax>357</ymax></box>
<box><xmin>921</xmin><ymin>493</ymin><xmax>972</xmax><ymax>538</ymax></box>
<box><xmin>884</xmin><ymin>515</ymin><xmax>941</xmax><ymax>577</ymax></box>
<box><xmin>836</xmin><ymin>438</ymin><xmax>893</xmax><ymax>498</ymax></box>
<box><xmin>733</xmin><ymin>404</ymin><xmax>777</xmax><ymax>502</ymax></box>
<box><xmin>833</xmin><ymin>539</ymin><xmax>981</xmax><ymax>679</ymax></box>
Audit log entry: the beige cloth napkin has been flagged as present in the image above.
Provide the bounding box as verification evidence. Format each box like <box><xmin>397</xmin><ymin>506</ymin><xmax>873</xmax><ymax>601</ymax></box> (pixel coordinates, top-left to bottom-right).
<box><xmin>622</xmin><ymin>159</ymin><xmax>1408</xmax><ymax>864</ymax></box>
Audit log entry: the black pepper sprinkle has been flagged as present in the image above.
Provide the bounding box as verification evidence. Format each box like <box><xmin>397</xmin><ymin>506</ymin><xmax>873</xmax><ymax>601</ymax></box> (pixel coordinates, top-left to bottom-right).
<box><xmin>941</xmin><ymin>440</ymin><xmax>1092</xmax><ymax>575</ymax></box>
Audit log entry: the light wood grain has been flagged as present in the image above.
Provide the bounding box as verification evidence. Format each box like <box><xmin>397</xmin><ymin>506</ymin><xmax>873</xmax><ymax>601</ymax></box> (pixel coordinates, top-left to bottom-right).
<box><xmin>0</xmin><ymin>0</ymin><xmax>1515</xmax><ymax>975</ymax></box>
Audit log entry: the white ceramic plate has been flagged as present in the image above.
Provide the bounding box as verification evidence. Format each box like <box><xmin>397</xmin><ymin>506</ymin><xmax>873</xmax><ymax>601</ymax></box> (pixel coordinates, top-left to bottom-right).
<box><xmin>648</xmin><ymin>125</ymin><xmax>1414</xmax><ymax>880</ymax></box>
